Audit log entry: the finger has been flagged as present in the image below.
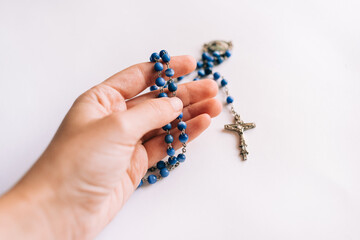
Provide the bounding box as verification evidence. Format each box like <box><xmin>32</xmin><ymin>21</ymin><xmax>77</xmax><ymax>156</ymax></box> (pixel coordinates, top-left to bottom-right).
<box><xmin>142</xmin><ymin>98</ymin><xmax>222</xmax><ymax>142</ymax></box>
<box><xmin>126</xmin><ymin>141</ymin><xmax>148</xmax><ymax>190</ymax></box>
<box><xmin>144</xmin><ymin>114</ymin><xmax>211</xmax><ymax>168</ymax></box>
<box><xmin>107</xmin><ymin>97</ymin><xmax>183</xmax><ymax>144</ymax></box>
<box><xmin>126</xmin><ymin>79</ymin><xmax>218</xmax><ymax>109</ymax></box>
<box><xmin>102</xmin><ymin>55</ymin><xmax>196</xmax><ymax>99</ymax></box>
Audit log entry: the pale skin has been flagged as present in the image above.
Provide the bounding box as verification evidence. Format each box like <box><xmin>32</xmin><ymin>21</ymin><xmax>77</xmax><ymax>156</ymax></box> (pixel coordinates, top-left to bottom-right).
<box><xmin>0</xmin><ymin>55</ymin><xmax>222</xmax><ymax>239</ymax></box>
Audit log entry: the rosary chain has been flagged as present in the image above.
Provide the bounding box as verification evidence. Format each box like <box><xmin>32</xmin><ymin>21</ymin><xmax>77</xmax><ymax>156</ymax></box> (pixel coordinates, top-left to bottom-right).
<box><xmin>223</xmin><ymin>85</ymin><xmax>242</xmax><ymax>123</ymax></box>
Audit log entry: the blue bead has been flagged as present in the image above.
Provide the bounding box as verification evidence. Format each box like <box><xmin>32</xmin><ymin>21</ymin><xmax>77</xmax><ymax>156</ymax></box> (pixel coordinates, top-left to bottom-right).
<box><xmin>207</xmin><ymin>61</ymin><xmax>214</xmax><ymax>68</ymax></box>
<box><xmin>204</xmin><ymin>67</ymin><xmax>212</xmax><ymax>75</ymax></box>
<box><xmin>213</xmin><ymin>72</ymin><xmax>221</xmax><ymax>80</ymax></box>
<box><xmin>150</xmin><ymin>85</ymin><xmax>158</xmax><ymax>91</ymax></box>
<box><xmin>137</xmin><ymin>179</ymin><xmax>143</xmax><ymax>188</ymax></box>
<box><xmin>177</xmin><ymin>153</ymin><xmax>186</xmax><ymax>162</ymax></box>
<box><xmin>154</xmin><ymin>62</ymin><xmax>164</xmax><ymax>71</ymax></box>
<box><xmin>165</xmin><ymin>134</ymin><xmax>174</xmax><ymax>143</ymax></box>
<box><xmin>158</xmin><ymin>92</ymin><xmax>168</xmax><ymax>98</ymax></box>
<box><xmin>167</xmin><ymin>147</ymin><xmax>175</xmax><ymax>156</ymax></box>
<box><xmin>202</xmin><ymin>52</ymin><xmax>210</xmax><ymax>61</ymax></box>
<box><xmin>148</xmin><ymin>175</ymin><xmax>157</xmax><ymax>184</ymax></box>
<box><xmin>202</xmin><ymin>52</ymin><xmax>214</xmax><ymax>62</ymax></box>
<box><xmin>177</xmin><ymin>112</ymin><xmax>183</xmax><ymax>119</ymax></box>
<box><xmin>156</xmin><ymin>160</ymin><xmax>166</xmax><ymax>169</ymax></box>
<box><xmin>162</xmin><ymin>123</ymin><xmax>172</xmax><ymax>131</ymax></box>
<box><xmin>226</xmin><ymin>96</ymin><xmax>234</xmax><ymax>104</ymax></box>
<box><xmin>177</xmin><ymin>76</ymin><xmax>184</xmax><ymax>81</ymax></box>
<box><xmin>159</xmin><ymin>50</ymin><xmax>168</xmax><ymax>57</ymax></box>
<box><xmin>177</xmin><ymin>121</ymin><xmax>187</xmax><ymax>131</ymax></box>
<box><xmin>168</xmin><ymin>82</ymin><xmax>177</xmax><ymax>92</ymax></box>
<box><xmin>179</xmin><ymin>133</ymin><xmax>188</xmax><ymax>143</ymax></box>
<box><xmin>150</xmin><ymin>52</ymin><xmax>160</xmax><ymax>62</ymax></box>
<box><xmin>165</xmin><ymin>68</ymin><xmax>175</xmax><ymax>77</ymax></box>
<box><xmin>225</xmin><ymin>50</ymin><xmax>231</xmax><ymax>57</ymax></box>
<box><xmin>161</xmin><ymin>53</ymin><xmax>171</xmax><ymax>62</ymax></box>
<box><xmin>221</xmin><ymin>79</ymin><xmax>228</xmax><ymax>87</ymax></box>
<box><xmin>168</xmin><ymin>156</ymin><xmax>178</xmax><ymax>165</ymax></box>
<box><xmin>198</xmin><ymin>69</ymin><xmax>205</xmax><ymax>77</ymax></box>
<box><xmin>193</xmin><ymin>78</ymin><xmax>199</xmax><ymax>81</ymax></box>
<box><xmin>197</xmin><ymin>61</ymin><xmax>204</xmax><ymax>69</ymax></box>
<box><xmin>217</xmin><ymin>57</ymin><xmax>224</xmax><ymax>64</ymax></box>
<box><xmin>160</xmin><ymin>168</ymin><xmax>170</xmax><ymax>177</ymax></box>
<box><xmin>155</xmin><ymin>77</ymin><xmax>166</xmax><ymax>87</ymax></box>
<box><xmin>213</xmin><ymin>51</ymin><xmax>221</xmax><ymax>58</ymax></box>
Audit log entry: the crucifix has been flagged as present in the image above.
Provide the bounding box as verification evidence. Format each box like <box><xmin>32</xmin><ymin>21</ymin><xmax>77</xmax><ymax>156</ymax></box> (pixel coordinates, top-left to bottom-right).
<box><xmin>224</xmin><ymin>113</ymin><xmax>256</xmax><ymax>161</ymax></box>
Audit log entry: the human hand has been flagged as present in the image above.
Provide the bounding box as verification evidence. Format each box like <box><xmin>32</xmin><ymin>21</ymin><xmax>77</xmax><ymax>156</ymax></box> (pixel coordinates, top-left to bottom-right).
<box><xmin>0</xmin><ymin>55</ymin><xmax>222</xmax><ymax>239</ymax></box>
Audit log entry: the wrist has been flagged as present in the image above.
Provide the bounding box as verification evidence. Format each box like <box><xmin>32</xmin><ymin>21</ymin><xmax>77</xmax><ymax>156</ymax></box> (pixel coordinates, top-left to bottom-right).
<box><xmin>0</xmin><ymin>162</ymin><xmax>77</xmax><ymax>239</ymax></box>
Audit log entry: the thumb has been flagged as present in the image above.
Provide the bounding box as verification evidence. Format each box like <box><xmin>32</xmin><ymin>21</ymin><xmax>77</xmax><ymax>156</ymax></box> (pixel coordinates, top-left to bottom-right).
<box><xmin>108</xmin><ymin>97</ymin><xmax>183</xmax><ymax>142</ymax></box>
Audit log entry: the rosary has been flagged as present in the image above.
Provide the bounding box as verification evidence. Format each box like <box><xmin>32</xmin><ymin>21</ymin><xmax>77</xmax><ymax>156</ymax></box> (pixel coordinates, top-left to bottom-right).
<box><xmin>138</xmin><ymin>40</ymin><xmax>256</xmax><ymax>188</ymax></box>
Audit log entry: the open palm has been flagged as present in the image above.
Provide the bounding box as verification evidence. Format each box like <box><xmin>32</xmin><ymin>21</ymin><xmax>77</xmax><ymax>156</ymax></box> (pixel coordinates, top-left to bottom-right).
<box><xmin>17</xmin><ymin>55</ymin><xmax>221</xmax><ymax>239</ymax></box>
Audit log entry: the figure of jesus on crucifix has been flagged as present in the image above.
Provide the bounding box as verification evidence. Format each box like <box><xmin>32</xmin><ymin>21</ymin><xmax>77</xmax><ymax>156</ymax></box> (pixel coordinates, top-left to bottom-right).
<box><xmin>224</xmin><ymin>119</ymin><xmax>256</xmax><ymax>161</ymax></box>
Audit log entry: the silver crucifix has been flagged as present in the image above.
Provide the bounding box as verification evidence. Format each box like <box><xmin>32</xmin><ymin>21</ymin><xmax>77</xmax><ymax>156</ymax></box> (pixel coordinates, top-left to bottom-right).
<box><xmin>224</xmin><ymin>114</ymin><xmax>255</xmax><ymax>161</ymax></box>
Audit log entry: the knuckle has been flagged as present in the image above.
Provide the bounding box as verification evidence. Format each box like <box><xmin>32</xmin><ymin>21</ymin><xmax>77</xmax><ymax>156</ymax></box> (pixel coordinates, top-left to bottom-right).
<box><xmin>146</xmin><ymin>98</ymin><xmax>169</xmax><ymax>116</ymax></box>
<box><xmin>111</xmin><ymin>113</ymin><xmax>130</xmax><ymax>133</ymax></box>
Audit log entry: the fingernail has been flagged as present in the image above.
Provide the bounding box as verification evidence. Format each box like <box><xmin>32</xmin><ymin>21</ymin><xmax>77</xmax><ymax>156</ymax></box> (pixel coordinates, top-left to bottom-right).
<box><xmin>169</xmin><ymin>97</ymin><xmax>183</xmax><ymax>111</ymax></box>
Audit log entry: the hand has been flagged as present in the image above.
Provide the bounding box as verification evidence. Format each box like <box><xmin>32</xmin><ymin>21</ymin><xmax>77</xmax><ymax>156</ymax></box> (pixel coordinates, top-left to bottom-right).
<box><xmin>0</xmin><ymin>55</ymin><xmax>222</xmax><ymax>239</ymax></box>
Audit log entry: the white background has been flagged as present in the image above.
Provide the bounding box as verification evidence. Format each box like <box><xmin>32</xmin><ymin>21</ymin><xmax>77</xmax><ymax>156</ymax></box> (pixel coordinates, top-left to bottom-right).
<box><xmin>1</xmin><ymin>0</ymin><xmax>360</xmax><ymax>239</ymax></box>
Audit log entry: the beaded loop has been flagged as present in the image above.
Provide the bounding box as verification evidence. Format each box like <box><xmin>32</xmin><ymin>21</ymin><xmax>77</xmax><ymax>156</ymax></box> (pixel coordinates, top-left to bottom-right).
<box><xmin>138</xmin><ymin>50</ymin><xmax>188</xmax><ymax>188</ymax></box>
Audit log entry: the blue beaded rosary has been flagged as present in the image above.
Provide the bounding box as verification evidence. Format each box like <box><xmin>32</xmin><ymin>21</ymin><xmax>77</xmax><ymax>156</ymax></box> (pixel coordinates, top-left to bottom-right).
<box><xmin>138</xmin><ymin>40</ymin><xmax>255</xmax><ymax>188</ymax></box>
<box><xmin>138</xmin><ymin>50</ymin><xmax>188</xmax><ymax>187</ymax></box>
